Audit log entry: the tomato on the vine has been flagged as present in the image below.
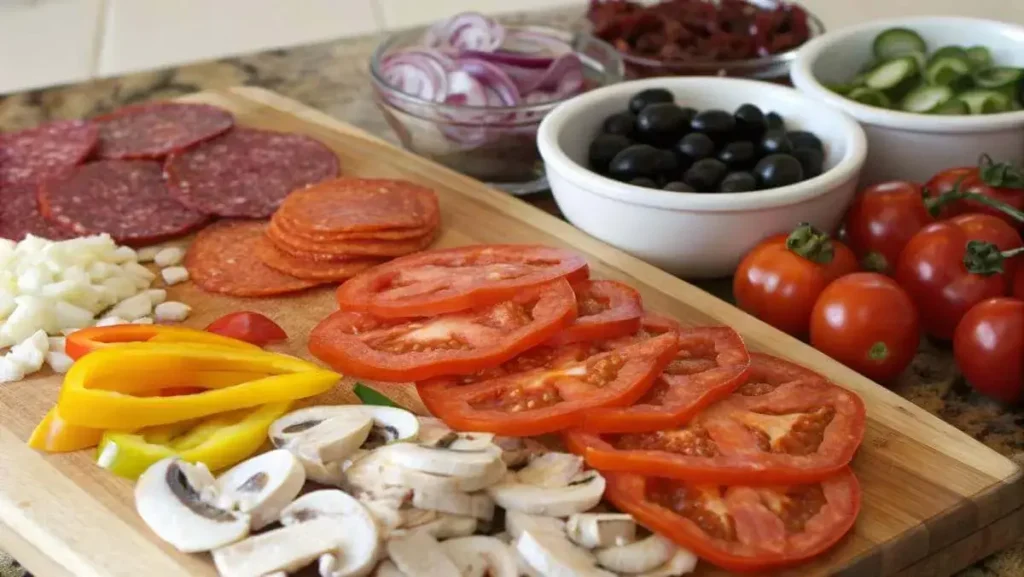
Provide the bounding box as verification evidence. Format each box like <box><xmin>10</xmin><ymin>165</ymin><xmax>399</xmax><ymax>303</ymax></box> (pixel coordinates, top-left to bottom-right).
<box><xmin>843</xmin><ymin>181</ymin><xmax>934</xmax><ymax>274</ymax></box>
<box><xmin>895</xmin><ymin>214</ymin><xmax>1023</xmax><ymax>340</ymax></box>
<box><xmin>734</xmin><ymin>223</ymin><xmax>858</xmax><ymax>336</ymax></box>
<box><xmin>927</xmin><ymin>158</ymin><xmax>1024</xmax><ymax>227</ymax></box>
<box><xmin>924</xmin><ymin>166</ymin><xmax>974</xmax><ymax>219</ymax></box>
<box><xmin>1014</xmin><ymin>267</ymin><xmax>1024</xmax><ymax>300</ymax></box>
<box><xmin>953</xmin><ymin>298</ymin><xmax>1024</xmax><ymax>404</ymax></box>
<box><xmin>810</xmin><ymin>273</ymin><xmax>920</xmax><ymax>383</ymax></box>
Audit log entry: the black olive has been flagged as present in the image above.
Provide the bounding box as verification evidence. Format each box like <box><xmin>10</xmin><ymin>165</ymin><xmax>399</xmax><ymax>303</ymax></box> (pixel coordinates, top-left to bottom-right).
<box><xmin>635</xmin><ymin>103</ymin><xmax>691</xmax><ymax>147</ymax></box>
<box><xmin>653</xmin><ymin>149</ymin><xmax>680</xmax><ymax>179</ymax></box>
<box><xmin>760</xmin><ymin>129</ymin><xmax>793</xmax><ymax>156</ymax></box>
<box><xmin>588</xmin><ymin>134</ymin><xmax>633</xmax><ymax>174</ymax></box>
<box><xmin>733</xmin><ymin>104</ymin><xmax>766</xmax><ymax>140</ymax></box>
<box><xmin>792</xmin><ymin>147</ymin><xmax>824</xmax><ymax>178</ymax></box>
<box><xmin>663</xmin><ymin>181</ymin><xmax>696</xmax><ymax>192</ymax></box>
<box><xmin>718</xmin><ymin>171</ymin><xmax>758</xmax><ymax>193</ymax></box>
<box><xmin>628</xmin><ymin>88</ymin><xmax>674</xmax><ymax>114</ymax></box>
<box><xmin>608</xmin><ymin>144</ymin><xmax>662</xmax><ymax>181</ymax></box>
<box><xmin>754</xmin><ymin>154</ymin><xmax>805</xmax><ymax>189</ymax></box>
<box><xmin>690</xmin><ymin>109</ymin><xmax>736</xmax><ymax>144</ymax></box>
<box><xmin>764</xmin><ymin>111</ymin><xmax>785</xmax><ymax>130</ymax></box>
<box><xmin>787</xmin><ymin>130</ymin><xmax>824</xmax><ymax>153</ymax></box>
<box><xmin>674</xmin><ymin>132</ymin><xmax>715</xmax><ymax>162</ymax></box>
<box><xmin>717</xmin><ymin>141</ymin><xmax>756</xmax><ymax>169</ymax></box>
<box><xmin>683</xmin><ymin>158</ymin><xmax>728</xmax><ymax>192</ymax></box>
<box><xmin>629</xmin><ymin>177</ymin><xmax>659</xmax><ymax>188</ymax></box>
<box><xmin>602</xmin><ymin>112</ymin><xmax>636</xmax><ymax>137</ymax></box>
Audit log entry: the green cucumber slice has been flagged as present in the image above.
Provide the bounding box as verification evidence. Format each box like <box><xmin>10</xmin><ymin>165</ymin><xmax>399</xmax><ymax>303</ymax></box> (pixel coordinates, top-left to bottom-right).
<box><xmin>925</xmin><ymin>56</ymin><xmax>971</xmax><ymax>86</ymax></box>
<box><xmin>958</xmin><ymin>89</ymin><xmax>1012</xmax><ymax>114</ymax></box>
<box><xmin>965</xmin><ymin>46</ymin><xmax>993</xmax><ymax>70</ymax></box>
<box><xmin>973</xmin><ymin>66</ymin><xmax>1023</xmax><ymax>89</ymax></box>
<box><xmin>900</xmin><ymin>85</ymin><xmax>954</xmax><ymax>112</ymax></box>
<box><xmin>873</xmin><ymin>28</ymin><xmax>927</xmax><ymax>61</ymax></box>
<box><xmin>931</xmin><ymin>98</ymin><xmax>969</xmax><ymax>115</ymax></box>
<box><xmin>928</xmin><ymin>46</ymin><xmax>968</xmax><ymax>65</ymax></box>
<box><xmin>847</xmin><ymin>87</ymin><xmax>892</xmax><ymax>108</ymax></box>
<box><xmin>865</xmin><ymin>57</ymin><xmax>919</xmax><ymax>91</ymax></box>
<box><xmin>825</xmin><ymin>83</ymin><xmax>858</xmax><ymax>96</ymax></box>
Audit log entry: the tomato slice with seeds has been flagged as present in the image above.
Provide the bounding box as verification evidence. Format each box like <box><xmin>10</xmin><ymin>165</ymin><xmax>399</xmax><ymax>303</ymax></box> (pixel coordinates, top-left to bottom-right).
<box><xmin>547</xmin><ymin>280</ymin><xmax>643</xmax><ymax>345</ymax></box>
<box><xmin>309</xmin><ymin>280</ymin><xmax>577</xmax><ymax>382</ymax></box>
<box><xmin>564</xmin><ymin>353</ymin><xmax>866</xmax><ymax>484</ymax></box>
<box><xmin>603</xmin><ymin>468</ymin><xmax>861</xmax><ymax>572</ymax></box>
<box><xmin>336</xmin><ymin>245</ymin><xmax>590</xmax><ymax>318</ymax></box>
<box><xmin>416</xmin><ymin>332</ymin><xmax>679</xmax><ymax>436</ymax></box>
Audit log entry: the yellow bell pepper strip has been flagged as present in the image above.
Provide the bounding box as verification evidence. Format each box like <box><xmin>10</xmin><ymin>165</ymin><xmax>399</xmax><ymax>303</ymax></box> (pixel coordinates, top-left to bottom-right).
<box><xmin>65</xmin><ymin>324</ymin><xmax>259</xmax><ymax>360</ymax></box>
<box><xmin>95</xmin><ymin>402</ymin><xmax>290</xmax><ymax>479</ymax></box>
<box><xmin>28</xmin><ymin>407</ymin><xmax>104</xmax><ymax>453</ymax></box>
<box><xmin>56</xmin><ymin>343</ymin><xmax>339</xmax><ymax>429</ymax></box>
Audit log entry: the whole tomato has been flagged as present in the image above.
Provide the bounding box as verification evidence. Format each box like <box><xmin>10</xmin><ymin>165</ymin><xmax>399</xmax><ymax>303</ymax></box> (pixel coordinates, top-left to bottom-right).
<box><xmin>1015</xmin><ymin>267</ymin><xmax>1024</xmax><ymax>300</ymax></box>
<box><xmin>926</xmin><ymin>158</ymin><xmax>1024</xmax><ymax>227</ymax></box>
<box><xmin>810</xmin><ymin>273</ymin><xmax>920</xmax><ymax>383</ymax></box>
<box><xmin>895</xmin><ymin>214</ymin><xmax>1023</xmax><ymax>340</ymax></box>
<box><xmin>953</xmin><ymin>298</ymin><xmax>1024</xmax><ymax>403</ymax></box>
<box><xmin>843</xmin><ymin>181</ymin><xmax>934</xmax><ymax>274</ymax></box>
<box><xmin>924</xmin><ymin>166</ymin><xmax>974</xmax><ymax>219</ymax></box>
<box><xmin>734</xmin><ymin>223</ymin><xmax>858</xmax><ymax>336</ymax></box>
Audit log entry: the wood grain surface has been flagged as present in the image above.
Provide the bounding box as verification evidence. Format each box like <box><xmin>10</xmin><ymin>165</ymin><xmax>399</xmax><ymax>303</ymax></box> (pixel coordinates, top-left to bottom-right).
<box><xmin>0</xmin><ymin>86</ymin><xmax>1019</xmax><ymax>577</ymax></box>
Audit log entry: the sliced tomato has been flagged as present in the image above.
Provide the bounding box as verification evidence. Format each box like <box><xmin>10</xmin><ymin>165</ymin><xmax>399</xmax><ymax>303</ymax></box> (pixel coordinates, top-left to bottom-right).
<box><xmin>336</xmin><ymin>244</ymin><xmax>590</xmax><ymax>318</ymax></box>
<box><xmin>581</xmin><ymin>322</ymin><xmax>751</xmax><ymax>433</ymax></box>
<box><xmin>417</xmin><ymin>332</ymin><xmax>679</xmax><ymax>436</ymax></box>
<box><xmin>548</xmin><ymin>280</ymin><xmax>643</xmax><ymax>345</ymax></box>
<box><xmin>205</xmin><ymin>311</ymin><xmax>287</xmax><ymax>346</ymax></box>
<box><xmin>603</xmin><ymin>468</ymin><xmax>861</xmax><ymax>572</ymax></box>
<box><xmin>564</xmin><ymin>353</ymin><xmax>866</xmax><ymax>484</ymax></box>
<box><xmin>310</xmin><ymin>280</ymin><xmax>577</xmax><ymax>382</ymax></box>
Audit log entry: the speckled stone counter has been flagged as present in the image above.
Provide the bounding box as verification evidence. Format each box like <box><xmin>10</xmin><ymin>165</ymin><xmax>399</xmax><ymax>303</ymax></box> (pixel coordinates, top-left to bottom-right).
<box><xmin>0</xmin><ymin>8</ymin><xmax>1021</xmax><ymax>577</ymax></box>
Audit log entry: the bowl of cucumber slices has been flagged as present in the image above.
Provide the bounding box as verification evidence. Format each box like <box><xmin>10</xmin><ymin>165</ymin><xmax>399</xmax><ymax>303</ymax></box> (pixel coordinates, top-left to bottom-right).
<box><xmin>790</xmin><ymin>17</ymin><xmax>1024</xmax><ymax>184</ymax></box>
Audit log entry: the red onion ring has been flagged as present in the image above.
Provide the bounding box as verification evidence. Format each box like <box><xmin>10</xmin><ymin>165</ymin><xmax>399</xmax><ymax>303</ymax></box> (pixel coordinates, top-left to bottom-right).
<box><xmin>380</xmin><ymin>49</ymin><xmax>454</xmax><ymax>101</ymax></box>
<box><xmin>425</xmin><ymin>12</ymin><xmax>506</xmax><ymax>52</ymax></box>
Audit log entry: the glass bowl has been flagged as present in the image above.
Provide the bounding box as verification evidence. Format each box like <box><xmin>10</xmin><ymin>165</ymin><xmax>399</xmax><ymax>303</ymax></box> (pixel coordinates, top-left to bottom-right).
<box><xmin>369</xmin><ymin>28</ymin><xmax>625</xmax><ymax>196</ymax></box>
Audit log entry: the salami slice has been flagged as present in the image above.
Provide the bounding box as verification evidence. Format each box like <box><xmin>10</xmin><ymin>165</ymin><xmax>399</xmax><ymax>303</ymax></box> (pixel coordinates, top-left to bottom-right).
<box><xmin>274</xmin><ymin>178</ymin><xmax>440</xmax><ymax>234</ymax></box>
<box><xmin>93</xmin><ymin>102</ymin><xmax>234</xmax><ymax>160</ymax></box>
<box><xmin>267</xmin><ymin>217</ymin><xmax>437</xmax><ymax>258</ymax></box>
<box><xmin>0</xmin><ymin>120</ymin><xmax>98</xmax><ymax>189</ymax></box>
<box><xmin>186</xmin><ymin>220</ymin><xmax>324</xmax><ymax>297</ymax></box>
<box><xmin>165</xmin><ymin>128</ymin><xmax>340</xmax><ymax>218</ymax></box>
<box><xmin>273</xmin><ymin>211</ymin><xmax>435</xmax><ymax>241</ymax></box>
<box><xmin>255</xmin><ymin>235</ymin><xmax>382</xmax><ymax>281</ymax></box>
<box><xmin>38</xmin><ymin>160</ymin><xmax>207</xmax><ymax>246</ymax></box>
<box><xmin>0</xmin><ymin>183</ymin><xmax>75</xmax><ymax>242</ymax></box>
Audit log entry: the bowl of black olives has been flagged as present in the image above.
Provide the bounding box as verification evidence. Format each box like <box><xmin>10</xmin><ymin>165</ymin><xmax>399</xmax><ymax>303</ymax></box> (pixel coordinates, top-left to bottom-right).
<box><xmin>537</xmin><ymin>77</ymin><xmax>867</xmax><ymax>277</ymax></box>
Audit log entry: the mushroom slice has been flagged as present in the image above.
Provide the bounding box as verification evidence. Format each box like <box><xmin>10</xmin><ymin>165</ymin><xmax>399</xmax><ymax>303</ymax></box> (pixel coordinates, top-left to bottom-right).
<box><xmin>505</xmin><ymin>510</ymin><xmax>566</xmax><ymax>540</ymax></box>
<box><xmin>439</xmin><ymin>536</ymin><xmax>518</xmax><ymax>577</ymax></box>
<box><xmin>212</xmin><ymin>517</ymin><xmax>346</xmax><ymax>577</ymax></box>
<box><xmin>349</xmin><ymin>444</ymin><xmax>506</xmax><ymax>494</ymax></box>
<box><xmin>301</xmin><ymin>458</ymin><xmax>348</xmax><ymax>486</ymax></box>
<box><xmin>373</xmin><ymin>561</ymin><xmax>406</xmax><ymax>577</ymax></box>
<box><xmin>280</xmin><ymin>490</ymin><xmax>381</xmax><ymax>577</ymax></box>
<box><xmin>595</xmin><ymin>534</ymin><xmax>678</xmax><ymax>574</ymax></box>
<box><xmin>393</xmin><ymin>514</ymin><xmax>478</xmax><ymax>540</ymax></box>
<box><xmin>637</xmin><ymin>549</ymin><xmax>699</xmax><ymax>577</ymax></box>
<box><xmin>411</xmin><ymin>485</ymin><xmax>494</xmax><ymax>520</ymax></box>
<box><xmin>516</xmin><ymin>530</ymin><xmax>614</xmax><ymax>577</ymax></box>
<box><xmin>566</xmin><ymin>513</ymin><xmax>636</xmax><ymax>549</ymax></box>
<box><xmin>386</xmin><ymin>530</ymin><xmax>460</xmax><ymax>577</ymax></box>
<box><xmin>492</xmin><ymin>436</ymin><xmax>546</xmax><ymax>469</ymax></box>
<box><xmin>383</xmin><ymin>442</ymin><xmax>504</xmax><ymax>479</ymax></box>
<box><xmin>516</xmin><ymin>453</ymin><xmax>584</xmax><ymax>488</ymax></box>
<box><xmin>215</xmin><ymin>449</ymin><xmax>306</xmax><ymax>531</ymax></box>
<box><xmin>135</xmin><ymin>457</ymin><xmax>249</xmax><ymax>553</ymax></box>
<box><xmin>271</xmin><ymin>406</ymin><xmax>418</xmax><ymax>457</ymax></box>
<box><xmin>487</xmin><ymin>469</ymin><xmax>606</xmax><ymax>517</ymax></box>
<box><xmin>417</xmin><ymin>417</ymin><xmax>495</xmax><ymax>452</ymax></box>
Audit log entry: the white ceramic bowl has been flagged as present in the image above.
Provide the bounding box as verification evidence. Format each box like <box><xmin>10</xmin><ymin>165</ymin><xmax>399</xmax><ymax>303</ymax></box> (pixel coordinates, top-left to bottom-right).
<box><xmin>791</xmin><ymin>17</ymin><xmax>1024</xmax><ymax>185</ymax></box>
<box><xmin>537</xmin><ymin>77</ymin><xmax>867</xmax><ymax>279</ymax></box>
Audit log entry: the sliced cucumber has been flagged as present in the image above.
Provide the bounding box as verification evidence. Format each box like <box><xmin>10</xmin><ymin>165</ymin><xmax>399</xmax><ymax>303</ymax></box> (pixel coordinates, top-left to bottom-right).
<box><xmin>865</xmin><ymin>57</ymin><xmax>919</xmax><ymax>91</ymax></box>
<box><xmin>901</xmin><ymin>85</ymin><xmax>954</xmax><ymax>112</ymax></box>
<box><xmin>847</xmin><ymin>87</ymin><xmax>892</xmax><ymax>108</ymax></box>
<box><xmin>873</xmin><ymin>28</ymin><xmax>927</xmax><ymax>61</ymax></box>
<box><xmin>959</xmin><ymin>89</ymin><xmax>1012</xmax><ymax>114</ymax></box>
<box><xmin>824</xmin><ymin>83</ymin><xmax>859</xmax><ymax>96</ymax></box>
<box><xmin>965</xmin><ymin>46</ymin><xmax>994</xmax><ymax>70</ymax></box>
<box><xmin>928</xmin><ymin>46</ymin><xmax>968</xmax><ymax>65</ymax></box>
<box><xmin>925</xmin><ymin>56</ymin><xmax>971</xmax><ymax>86</ymax></box>
<box><xmin>973</xmin><ymin>66</ymin><xmax>1023</xmax><ymax>89</ymax></box>
<box><xmin>931</xmin><ymin>98</ymin><xmax>969</xmax><ymax>115</ymax></box>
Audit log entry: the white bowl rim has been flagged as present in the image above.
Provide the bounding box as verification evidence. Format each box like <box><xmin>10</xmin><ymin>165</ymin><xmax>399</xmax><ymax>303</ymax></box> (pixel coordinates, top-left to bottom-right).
<box><xmin>790</xmin><ymin>16</ymin><xmax>1024</xmax><ymax>134</ymax></box>
<box><xmin>537</xmin><ymin>76</ymin><xmax>867</xmax><ymax>212</ymax></box>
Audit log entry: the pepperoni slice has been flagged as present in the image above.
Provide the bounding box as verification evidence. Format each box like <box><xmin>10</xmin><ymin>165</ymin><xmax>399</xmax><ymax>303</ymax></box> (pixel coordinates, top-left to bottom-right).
<box><xmin>0</xmin><ymin>183</ymin><xmax>75</xmax><ymax>241</ymax></box>
<box><xmin>273</xmin><ymin>212</ymin><xmax>434</xmax><ymax>241</ymax></box>
<box><xmin>38</xmin><ymin>160</ymin><xmax>207</xmax><ymax>246</ymax></box>
<box><xmin>185</xmin><ymin>220</ymin><xmax>324</xmax><ymax>297</ymax></box>
<box><xmin>0</xmin><ymin>120</ymin><xmax>98</xmax><ymax>189</ymax></box>
<box><xmin>548</xmin><ymin>280</ymin><xmax>643</xmax><ymax>345</ymax></box>
<box><xmin>268</xmin><ymin>218</ymin><xmax>437</xmax><ymax>258</ymax></box>
<box><xmin>165</xmin><ymin>128</ymin><xmax>340</xmax><ymax>218</ymax></box>
<box><xmin>255</xmin><ymin>235</ymin><xmax>383</xmax><ymax>282</ymax></box>
<box><xmin>274</xmin><ymin>178</ymin><xmax>439</xmax><ymax>234</ymax></box>
<box><xmin>93</xmin><ymin>102</ymin><xmax>233</xmax><ymax>160</ymax></box>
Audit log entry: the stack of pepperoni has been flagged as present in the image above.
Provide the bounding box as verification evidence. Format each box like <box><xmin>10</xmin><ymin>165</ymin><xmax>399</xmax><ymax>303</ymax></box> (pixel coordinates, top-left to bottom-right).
<box><xmin>308</xmin><ymin>243</ymin><xmax>867</xmax><ymax>573</ymax></box>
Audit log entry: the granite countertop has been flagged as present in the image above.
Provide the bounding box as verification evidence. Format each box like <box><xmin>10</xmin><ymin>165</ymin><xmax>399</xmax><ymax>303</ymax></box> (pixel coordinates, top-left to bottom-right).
<box><xmin>1</xmin><ymin>7</ymin><xmax>1022</xmax><ymax>577</ymax></box>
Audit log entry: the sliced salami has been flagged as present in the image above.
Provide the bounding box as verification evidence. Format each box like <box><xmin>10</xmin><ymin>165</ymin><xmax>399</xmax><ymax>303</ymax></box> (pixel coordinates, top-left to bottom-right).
<box><xmin>38</xmin><ymin>160</ymin><xmax>207</xmax><ymax>246</ymax></box>
<box><xmin>274</xmin><ymin>177</ymin><xmax>439</xmax><ymax>234</ymax></box>
<box><xmin>186</xmin><ymin>220</ymin><xmax>324</xmax><ymax>297</ymax></box>
<box><xmin>267</xmin><ymin>217</ymin><xmax>437</xmax><ymax>258</ymax></box>
<box><xmin>255</xmin><ymin>235</ymin><xmax>382</xmax><ymax>281</ymax></box>
<box><xmin>93</xmin><ymin>102</ymin><xmax>234</xmax><ymax>160</ymax></box>
<box><xmin>165</xmin><ymin>128</ymin><xmax>340</xmax><ymax>218</ymax></box>
<box><xmin>0</xmin><ymin>120</ymin><xmax>98</xmax><ymax>189</ymax></box>
<box><xmin>0</xmin><ymin>183</ymin><xmax>75</xmax><ymax>242</ymax></box>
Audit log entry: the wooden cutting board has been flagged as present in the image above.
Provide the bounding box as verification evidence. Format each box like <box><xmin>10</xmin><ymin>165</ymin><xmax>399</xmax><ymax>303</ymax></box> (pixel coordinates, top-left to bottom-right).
<box><xmin>0</xmin><ymin>86</ymin><xmax>1020</xmax><ymax>577</ymax></box>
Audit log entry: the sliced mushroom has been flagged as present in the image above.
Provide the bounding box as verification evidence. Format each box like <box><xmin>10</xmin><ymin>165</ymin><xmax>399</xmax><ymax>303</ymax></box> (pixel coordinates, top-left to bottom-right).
<box><xmin>515</xmin><ymin>453</ymin><xmax>584</xmax><ymax>488</ymax></box>
<box><xmin>348</xmin><ymin>443</ymin><xmax>505</xmax><ymax>494</ymax></box>
<box><xmin>279</xmin><ymin>490</ymin><xmax>381</xmax><ymax>577</ymax></box>
<box><xmin>516</xmin><ymin>550</ymin><xmax>544</xmax><ymax>577</ymax></box>
<box><xmin>383</xmin><ymin>442</ymin><xmax>504</xmax><ymax>479</ymax></box>
<box><xmin>595</xmin><ymin>534</ymin><xmax>678</xmax><ymax>574</ymax></box>
<box><xmin>215</xmin><ymin>449</ymin><xmax>306</xmax><ymax>530</ymax></box>
<box><xmin>637</xmin><ymin>549</ymin><xmax>699</xmax><ymax>577</ymax></box>
<box><xmin>516</xmin><ymin>530</ymin><xmax>614</xmax><ymax>577</ymax></box>
<box><xmin>373</xmin><ymin>561</ymin><xmax>406</xmax><ymax>577</ymax></box>
<box><xmin>439</xmin><ymin>536</ymin><xmax>518</xmax><ymax>577</ymax></box>
<box><xmin>135</xmin><ymin>457</ymin><xmax>250</xmax><ymax>553</ymax></box>
<box><xmin>492</xmin><ymin>436</ymin><xmax>547</xmax><ymax>469</ymax></box>
<box><xmin>386</xmin><ymin>530</ymin><xmax>460</xmax><ymax>577</ymax></box>
<box><xmin>411</xmin><ymin>484</ymin><xmax>494</xmax><ymax>520</ymax></box>
<box><xmin>212</xmin><ymin>517</ymin><xmax>347</xmax><ymax>577</ymax></box>
<box><xmin>416</xmin><ymin>417</ymin><xmax>496</xmax><ymax>452</ymax></box>
<box><xmin>565</xmin><ymin>513</ymin><xmax>636</xmax><ymax>549</ymax></box>
<box><xmin>504</xmin><ymin>510</ymin><xmax>566</xmax><ymax>540</ymax></box>
<box><xmin>487</xmin><ymin>469</ymin><xmax>606</xmax><ymax>517</ymax></box>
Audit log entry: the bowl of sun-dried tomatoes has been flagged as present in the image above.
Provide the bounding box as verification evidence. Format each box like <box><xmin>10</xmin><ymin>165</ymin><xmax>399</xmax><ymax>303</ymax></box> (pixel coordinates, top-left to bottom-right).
<box><xmin>587</xmin><ymin>0</ymin><xmax>824</xmax><ymax>81</ymax></box>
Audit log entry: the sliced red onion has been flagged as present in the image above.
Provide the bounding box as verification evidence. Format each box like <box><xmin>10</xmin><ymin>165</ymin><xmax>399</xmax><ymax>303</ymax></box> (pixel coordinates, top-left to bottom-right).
<box><xmin>454</xmin><ymin>58</ymin><xmax>522</xmax><ymax>106</ymax></box>
<box><xmin>520</xmin><ymin>53</ymin><xmax>585</xmax><ymax>95</ymax></box>
<box><xmin>425</xmin><ymin>12</ymin><xmax>505</xmax><ymax>52</ymax></box>
<box><xmin>444</xmin><ymin>69</ymin><xmax>489</xmax><ymax>107</ymax></box>
<box><xmin>380</xmin><ymin>49</ymin><xmax>454</xmax><ymax>101</ymax></box>
<box><xmin>501</xmin><ymin>28</ymin><xmax>574</xmax><ymax>56</ymax></box>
